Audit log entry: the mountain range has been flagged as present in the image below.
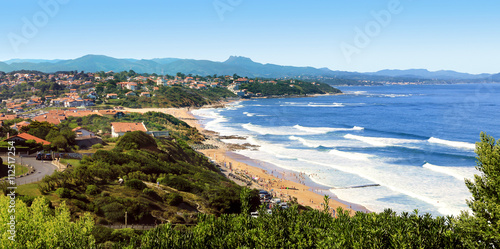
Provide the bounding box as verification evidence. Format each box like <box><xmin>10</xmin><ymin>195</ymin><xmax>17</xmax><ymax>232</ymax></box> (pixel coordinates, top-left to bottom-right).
<box><xmin>1</xmin><ymin>55</ymin><xmax>499</xmax><ymax>82</ymax></box>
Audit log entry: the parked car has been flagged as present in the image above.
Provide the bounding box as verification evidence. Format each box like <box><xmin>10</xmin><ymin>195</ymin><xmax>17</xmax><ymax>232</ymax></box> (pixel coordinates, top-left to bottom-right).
<box><xmin>279</xmin><ymin>202</ymin><xmax>288</xmax><ymax>209</ymax></box>
<box><xmin>270</xmin><ymin>197</ymin><xmax>281</xmax><ymax>204</ymax></box>
<box><xmin>259</xmin><ymin>190</ymin><xmax>271</xmax><ymax>199</ymax></box>
<box><xmin>44</xmin><ymin>154</ymin><xmax>52</xmax><ymax>160</ymax></box>
<box><xmin>250</xmin><ymin>211</ymin><xmax>259</xmax><ymax>218</ymax></box>
<box><xmin>36</xmin><ymin>153</ymin><xmax>43</xmax><ymax>160</ymax></box>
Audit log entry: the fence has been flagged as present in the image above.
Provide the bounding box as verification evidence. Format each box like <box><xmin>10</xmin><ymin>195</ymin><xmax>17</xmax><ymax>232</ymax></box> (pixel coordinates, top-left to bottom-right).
<box><xmin>102</xmin><ymin>223</ymin><xmax>196</xmax><ymax>230</ymax></box>
<box><xmin>102</xmin><ymin>224</ymin><xmax>158</xmax><ymax>230</ymax></box>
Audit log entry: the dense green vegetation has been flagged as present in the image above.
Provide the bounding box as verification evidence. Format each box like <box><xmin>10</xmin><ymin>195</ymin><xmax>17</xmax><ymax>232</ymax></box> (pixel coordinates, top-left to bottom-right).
<box><xmin>239</xmin><ymin>80</ymin><xmax>341</xmax><ymax>96</ymax></box>
<box><xmin>59</xmin><ymin>111</ymin><xmax>204</xmax><ymax>143</ymax></box>
<box><xmin>21</xmin><ymin>121</ymin><xmax>76</xmax><ymax>151</ymax></box>
<box><xmin>102</xmin><ymin>86</ymin><xmax>236</xmax><ymax>108</ymax></box>
<box><xmin>1</xmin><ymin>132</ymin><xmax>499</xmax><ymax>248</ymax></box>
<box><xmin>33</xmin><ymin>131</ymin><xmax>258</xmax><ymax>226</ymax></box>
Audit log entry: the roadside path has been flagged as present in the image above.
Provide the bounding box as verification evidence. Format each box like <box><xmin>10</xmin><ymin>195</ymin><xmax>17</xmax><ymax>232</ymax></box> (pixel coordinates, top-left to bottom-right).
<box><xmin>1</xmin><ymin>156</ymin><xmax>57</xmax><ymax>185</ymax></box>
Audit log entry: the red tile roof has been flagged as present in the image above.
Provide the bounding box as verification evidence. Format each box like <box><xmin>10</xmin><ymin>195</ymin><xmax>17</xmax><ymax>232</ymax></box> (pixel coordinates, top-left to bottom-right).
<box><xmin>0</xmin><ymin>114</ymin><xmax>18</xmax><ymax>121</ymax></box>
<box><xmin>5</xmin><ymin>132</ymin><xmax>51</xmax><ymax>145</ymax></box>
<box><xmin>111</xmin><ymin>122</ymin><xmax>147</xmax><ymax>133</ymax></box>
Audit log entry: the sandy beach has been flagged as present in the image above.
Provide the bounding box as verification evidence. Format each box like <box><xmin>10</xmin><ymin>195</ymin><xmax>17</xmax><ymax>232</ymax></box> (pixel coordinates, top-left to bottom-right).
<box><xmin>124</xmin><ymin>104</ymin><xmax>367</xmax><ymax>215</ymax></box>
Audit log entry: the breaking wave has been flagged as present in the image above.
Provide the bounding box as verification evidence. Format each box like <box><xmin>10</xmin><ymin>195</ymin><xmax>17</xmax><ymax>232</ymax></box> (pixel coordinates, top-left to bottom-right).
<box><xmin>428</xmin><ymin>137</ymin><xmax>476</xmax><ymax>151</ymax></box>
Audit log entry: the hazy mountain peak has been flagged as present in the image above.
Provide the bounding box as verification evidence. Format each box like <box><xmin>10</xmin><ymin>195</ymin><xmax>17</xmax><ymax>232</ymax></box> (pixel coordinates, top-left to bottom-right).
<box><xmin>224</xmin><ymin>56</ymin><xmax>255</xmax><ymax>64</ymax></box>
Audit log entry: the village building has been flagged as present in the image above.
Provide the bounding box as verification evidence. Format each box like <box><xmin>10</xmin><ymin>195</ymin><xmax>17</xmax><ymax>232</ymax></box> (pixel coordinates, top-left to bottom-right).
<box><xmin>110</xmin><ymin>122</ymin><xmax>147</xmax><ymax>137</ymax></box>
<box><xmin>72</xmin><ymin>127</ymin><xmax>96</xmax><ymax>138</ymax></box>
<box><xmin>10</xmin><ymin>121</ymin><xmax>31</xmax><ymax>131</ymax></box>
<box><xmin>106</xmin><ymin>93</ymin><xmax>118</xmax><ymax>99</ymax></box>
<box><xmin>125</xmin><ymin>91</ymin><xmax>136</xmax><ymax>97</ymax></box>
<box><xmin>4</xmin><ymin>132</ymin><xmax>51</xmax><ymax>145</ymax></box>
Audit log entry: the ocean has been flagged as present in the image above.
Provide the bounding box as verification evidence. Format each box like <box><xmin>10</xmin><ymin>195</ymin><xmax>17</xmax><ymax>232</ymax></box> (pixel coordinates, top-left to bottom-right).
<box><xmin>192</xmin><ymin>83</ymin><xmax>500</xmax><ymax>217</ymax></box>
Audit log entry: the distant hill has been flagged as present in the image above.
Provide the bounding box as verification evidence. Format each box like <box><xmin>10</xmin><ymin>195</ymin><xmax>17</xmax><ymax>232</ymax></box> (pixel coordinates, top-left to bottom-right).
<box><xmin>370</xmin><ymin>69</ymin><xmax>491</xmax><ymax>80</ymax></box>
<box><xmin>0</xmin><ymin>55</ymin><xmax>498</xmax><ymax>83</ymax></box>
<box><xmin>0</xmin><ymin>55</ymin><xmax>361</xmax><ymax>78</ymax></box>
<box><xmin>3</xmin><ymin>59</ymin><xmax>62</xmax><ymax>64</ymax></box>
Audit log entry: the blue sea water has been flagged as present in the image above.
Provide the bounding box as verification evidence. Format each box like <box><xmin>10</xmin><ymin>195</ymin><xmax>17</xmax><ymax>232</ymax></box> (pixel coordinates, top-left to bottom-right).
<box><xmin>193</xmin><ymin>83</ymin><xmax>500</xmax><ymax>216</ymax></box>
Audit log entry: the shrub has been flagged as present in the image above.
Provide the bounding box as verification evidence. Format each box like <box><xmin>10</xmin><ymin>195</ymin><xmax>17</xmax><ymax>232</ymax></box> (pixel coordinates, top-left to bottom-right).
<box><xmin>92</xmin><ymin>225</ymin><xmax>113</xmax><ymax>244</ymax></box>
<box><xmin>116</xmin><ymin>131</ymin><xmax>157</xmax><ymax>150</ymax></box>
<box><xmin>125</xmin><ymin>179</ymin><xmax>146</xmax><ymax>190</ymax></box>
<box><xmin>142</xmin><ymin>188</ymin><xmax>160</xmax><ymax>199</ymax></box>
<box><xmin>111</xmin><ymin>228</ymin><xmax>137</xmax><ymax>242</ymax></box>
<box><xmin>72</xmin><ymin>199</ymin><xmax>87</xmax><ymax>210</ymax></box>
<box><xmin>55</xmin><ymin>187</ymin><xmax>72</xmax><ymax>198</ymax></box>
<box><xmin>92</xmin><ymin>143</ymin><xmax>104</xmax><ymax>149</ymax></box>
<box><xmin>86</xmin><ymin>185</ymin><xmax>100</xmax><ymax>195</ymax></box>
<box><xmin>101</xmin><ymin>191</ymin><xmax>110</xmax><ymax>197</ymax></box>
<box><xmin>17</xmin><ymin>195</ymin><xmax>36</xmax><ymax>207</ymax></box>
<box><xmin>166</xmin><ymin>193</ymin><xmax>183</xmax><ymax>206</ymax></box>
<box><xmin>102</xmin><ymin>202</ymin><xmax>125</xmax><ymax>222</ymax></box>
<box><xmin>159</xmin><ymin>175</ymin><xmax>195</xmax><ymax>192</ymax></box>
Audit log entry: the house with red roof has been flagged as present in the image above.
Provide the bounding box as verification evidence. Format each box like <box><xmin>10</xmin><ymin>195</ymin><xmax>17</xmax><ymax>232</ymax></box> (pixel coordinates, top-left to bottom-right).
<box><xmin>106</xmin><ymin>93</ymin><xmax>118</xmax><ymax>99</ymax></box>
<box><xmin>10</xmin><ymin>121</ymin><xmax>31</xmax><ymax>131</ymax></box>
<box><xmin>125</xmin><ymin>91</ymin><xmax>136</xmax><ymax>97</ymax></box>
<box><xmin>4</xmin><ymin>133</ymin><xmax>51</xmax><ymax>145</ymax></box>
<box><xmin>111</xmin><ymin>122</ymin><xmax>147</xmax><ymax>137</ymax></box>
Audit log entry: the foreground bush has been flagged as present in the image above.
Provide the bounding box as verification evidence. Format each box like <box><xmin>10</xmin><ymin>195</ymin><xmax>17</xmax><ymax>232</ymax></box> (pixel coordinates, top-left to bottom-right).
<box><xmin>0</xmin><ymin>196</ymin><xmax>95</xmax><ymax>248</ymax></box>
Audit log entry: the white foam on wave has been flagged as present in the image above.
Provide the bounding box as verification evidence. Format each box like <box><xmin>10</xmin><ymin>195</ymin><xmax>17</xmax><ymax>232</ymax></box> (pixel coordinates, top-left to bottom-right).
<box><xmin>423</xmin><ymin>163</ymin><xmax>479</xmax><ymax>181</ymax></box>
<box><xmin>192</xmin><ymin>108</ymin><xmax>246</xmax><ymax>136</ymax></box>
<box><xmin>379</xmin><ymin>93</ymin><xmax>412</xmax><ymax>98</ymax></box>
<box><xmin>347</xmin><ymin>91</ymin><xmax>368</xmax><ymax>95</ymax></box>
<box><xmin>294</xmin><ymin>125</ymin><xmax>364</xmax><ymax>133</ymax></box>
<box><xmin>225</xmin><ymin>101</ymin><xmax>245</xmax><ymax>110</ymax></box>
<box><xmin>243</xmin><ymin>123</ymin><xmax>363</xmax><ymax>136</ymax></box>
<box><xmin>289</xmin><ymin>136</ymin><xmax>369</xmax><ymax>148</ymax></box>
<box><xmin>299</xmin><ymin>157</ymin><xmax>467</xmax><ymax>216</ymax></box>
<box><xmin>344</xmin><ymin>91</ymin><xmax>412</xmax><ymax>98</ymax></box>
<box><xmin>344</xmin><ymin>134</ymin><xmax>421</xmax><ymax>148</ymax></box>
<box><xmin>275</xmin><ymin>154</ymin><xmax>298</xmax><ymax>160</ymax></box>
<box><xmin>280</xmin><ymin>102</ymin><xmax>345</xmax><ymax>108</ymax></box>
<box><xmin>328</xmin><ymin>149</ymin><xmax>373</xmax><ymax>161</ymax></box>
<box><xmin>289</xmin><ymin>136</ymin><xmax>319</xmax><ymax>147</ymax></box>
<box><xmin>236</xmin><ymin>134</ymin><xmax>471</xmax><ymax>216</ymax></box>
<box><xmin>243</xmin><ymin>112</ymin><xmax>256</xmax><ymax>117</ymax></box>
<box><xmin>428</xmin><ymin>137</ymin><xmax>476</xmax><ymax>151</ymax></box>
<box><xmin>243</xmin><ymin>123</ymin><xmax>306</xmax><ymax>135</ymax></box>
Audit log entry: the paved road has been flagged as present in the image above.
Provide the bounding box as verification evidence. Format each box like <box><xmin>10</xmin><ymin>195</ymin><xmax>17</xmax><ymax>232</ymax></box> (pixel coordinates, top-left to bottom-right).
<box><xmin>1</xmin><ymin>156</ymin><xmax>58</xmax><ymax>185</ymax></box>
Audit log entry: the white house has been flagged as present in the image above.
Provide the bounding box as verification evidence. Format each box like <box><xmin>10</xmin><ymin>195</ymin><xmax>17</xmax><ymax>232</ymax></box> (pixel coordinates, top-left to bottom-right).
<box><xmin>111</xmin><ymin>122</ymin><xmax>147</xmax><ymax>137</ymax></box>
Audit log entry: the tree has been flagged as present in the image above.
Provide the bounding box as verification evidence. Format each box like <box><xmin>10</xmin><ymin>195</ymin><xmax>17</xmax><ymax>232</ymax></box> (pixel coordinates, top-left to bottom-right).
<box><xmin>21</xmin><ymin>121</ymin><xmax>57</xmax><ymax>139</ymax></box>
<box><xmin>462</xmin><ymin>132</ymin><xmax>500</xmax><ymax>246</ymax></box>
<box><xmin>51</xmin><ymin>135</ymin><xmax>68</xmax><ymax>151</ymax></box>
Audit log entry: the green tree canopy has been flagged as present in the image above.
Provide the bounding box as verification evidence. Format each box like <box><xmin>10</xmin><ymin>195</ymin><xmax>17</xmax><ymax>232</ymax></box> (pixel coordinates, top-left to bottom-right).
<box><xmin>462</xmin><ymin>132</ymin><xmax>500</xmax><ymax>246</ymax></box>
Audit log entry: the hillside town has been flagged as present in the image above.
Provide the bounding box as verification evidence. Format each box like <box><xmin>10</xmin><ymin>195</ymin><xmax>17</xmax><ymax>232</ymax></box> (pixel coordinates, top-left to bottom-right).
<box><xmin>0</xmin><ymin>70</ymin><xmax>332</xmax><ymax>114</ymax></box>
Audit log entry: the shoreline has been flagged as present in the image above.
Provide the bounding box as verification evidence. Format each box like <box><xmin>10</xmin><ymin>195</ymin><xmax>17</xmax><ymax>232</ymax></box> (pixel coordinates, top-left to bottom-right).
<box><xmin>124</xmin><ymin>100</ymin><xmax>369</xmax><ymax>214</ymax></box>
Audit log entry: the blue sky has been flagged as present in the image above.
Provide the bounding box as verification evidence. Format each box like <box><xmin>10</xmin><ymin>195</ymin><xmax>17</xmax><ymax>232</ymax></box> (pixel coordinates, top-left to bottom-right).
<box><xmin>1</xmin><ymin>0</ymin><xmax>499</xmax><ymax>74</ymax></box>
